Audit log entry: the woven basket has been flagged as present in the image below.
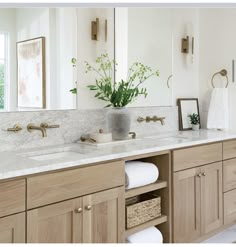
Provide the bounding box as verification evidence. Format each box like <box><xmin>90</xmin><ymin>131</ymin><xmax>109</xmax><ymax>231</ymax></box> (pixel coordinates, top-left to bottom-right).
<box><xmin>126</xmin><ymin>197</ymin><xmax>161</xmax><ymax>229</ymax></box>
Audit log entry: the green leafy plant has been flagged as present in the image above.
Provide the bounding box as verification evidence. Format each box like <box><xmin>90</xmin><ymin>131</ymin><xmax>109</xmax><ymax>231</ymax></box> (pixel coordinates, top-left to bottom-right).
<box><xmin>189</xmin><ymin>113</ymin><xmax>200</xmax><ymax>125</ymax></box>
<box><xmin>85</xmin><ymin>53</ymin><xmax>159</xmax><ymax>107</ymax></box>
<box><xmin>70</xmin><ymin>58</ymin><xmax>77</xmax><ymax>94</ymax></box>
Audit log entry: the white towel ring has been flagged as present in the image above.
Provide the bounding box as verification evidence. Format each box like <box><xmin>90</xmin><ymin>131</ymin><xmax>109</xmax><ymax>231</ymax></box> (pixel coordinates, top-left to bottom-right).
<box><xmin>211</xmin><ymin>69</ymin><xmax>229</xmax><ymax>88</ymax></box>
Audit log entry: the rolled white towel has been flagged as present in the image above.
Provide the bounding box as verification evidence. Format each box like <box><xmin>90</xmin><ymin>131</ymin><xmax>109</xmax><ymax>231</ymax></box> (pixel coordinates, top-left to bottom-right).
<box><xmin>127</xmin><ymin>227</ymin><xmax>163</xmax><ymax>243</ymax></box>
<box><xmin>125</xmin><ymin>161</ymin><xmax>159</xmax><ymax>189</ymax></box>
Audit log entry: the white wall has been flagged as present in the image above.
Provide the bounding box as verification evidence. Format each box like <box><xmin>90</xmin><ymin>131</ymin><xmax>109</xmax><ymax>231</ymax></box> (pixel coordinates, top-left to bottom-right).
<box><xmin>199</xmin><ymin>9</ymin><xmax>236</xmax><ymax>130</ymax></box>
<box><xmin>0</xmin><ymin>9</ymin><xmax>17</xmax><ymax>111</ymax></box>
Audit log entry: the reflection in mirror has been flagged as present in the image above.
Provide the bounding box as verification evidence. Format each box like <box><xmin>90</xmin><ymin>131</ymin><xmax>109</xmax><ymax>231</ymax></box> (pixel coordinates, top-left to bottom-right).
<box><xmin>0</xmin><ymin>8</ymin><xmax>78</xmax><ymax>112</ymax></box>
<box><xmin>115</xmin><ymin>8</ymin><xmax>173</xmax><ymax>107</ymax></box>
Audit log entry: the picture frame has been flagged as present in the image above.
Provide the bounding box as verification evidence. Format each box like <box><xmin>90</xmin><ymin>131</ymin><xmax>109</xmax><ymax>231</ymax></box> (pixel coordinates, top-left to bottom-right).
<box><xmin>177</xmin><ymin>98</ymin><xmax>201</xmax><ymax>131</ymax></box>
<box><xmin>17</xmin><ymin>37</ymin><xmax>46</xmax><ymax>109</ymax></box>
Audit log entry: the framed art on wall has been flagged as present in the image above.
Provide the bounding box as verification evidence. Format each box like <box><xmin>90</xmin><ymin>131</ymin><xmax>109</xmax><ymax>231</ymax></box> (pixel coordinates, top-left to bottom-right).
<box><xmin>17</xmin><ymin>37</ymin><xmax>46</xmax><ymax>109</ymax></box>
<box><xmin>177</xmin><ymin>98</ymin><xmax>201</xmax><ymax>130</ymax></box>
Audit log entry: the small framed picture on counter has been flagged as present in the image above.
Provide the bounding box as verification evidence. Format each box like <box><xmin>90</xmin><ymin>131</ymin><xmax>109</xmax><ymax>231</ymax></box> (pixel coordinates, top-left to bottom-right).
<box><xmin>177</xmin><ymin>98</ymin><xmax>201</xmax><ymax>131</ymax></box>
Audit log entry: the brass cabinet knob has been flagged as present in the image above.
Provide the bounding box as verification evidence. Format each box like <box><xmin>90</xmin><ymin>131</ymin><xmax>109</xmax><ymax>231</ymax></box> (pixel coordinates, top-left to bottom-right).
<box><xmin>75</xmin><ymin>208</ymin><xmax>83</xmax><ymax>213</ymax></box>
<box><xmin>85</xmin><ymin>205</ymin><xmax>92</xmax><ymax>211</ymax></box>
<box><xmin>202</xmin><ymin>172</ymin><xmax>206</xmax><ymax>176</ymax></box>
<box><xmin>197</xmin><ymin>173</ymin><xmax>202</xmax><ymax>177</ymax></box>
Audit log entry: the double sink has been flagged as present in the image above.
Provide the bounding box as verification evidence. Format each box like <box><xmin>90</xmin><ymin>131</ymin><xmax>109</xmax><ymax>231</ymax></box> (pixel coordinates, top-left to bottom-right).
<box><xmin>18</xmin><ymin>134</ymin><xmax>190</xmax><ymax>162</ymax></box>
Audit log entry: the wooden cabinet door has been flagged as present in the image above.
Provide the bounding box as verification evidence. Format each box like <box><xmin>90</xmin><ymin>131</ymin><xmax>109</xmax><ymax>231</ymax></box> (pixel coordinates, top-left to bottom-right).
<box><xmin>82</xmin><ymin>187</ymin><xmax>124</xmax><ymax>243</ymax></box>
<box><xmin>0</xmin><ymin>213</ymin><xmax>25</xmax><ymax>243</ymax></box>
<box><xmin>173</xmin><ymin>167</ymin><xmax>201</xmax><ymax>243</ymax></box>
<box><xmin>201</xmin><ymin>162</ymin><xmax>223</xmax><ymax>235</ymax></box>
<box><xmin>27</xmin><ymin>198</ymin><xmax>83</xmax><ymax>243</ymax></box>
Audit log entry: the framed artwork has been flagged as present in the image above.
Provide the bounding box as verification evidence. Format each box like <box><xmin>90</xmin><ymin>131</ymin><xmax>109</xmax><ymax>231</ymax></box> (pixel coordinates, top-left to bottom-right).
<box><xmin>177</xmin><ymin>98</ymin><xmax>200</xmax><ymax>130</ymax></box>
<box><xmin>17</xmin><ymin>37</ymin><xmax>46</xmax><ymax>109</ymax></box>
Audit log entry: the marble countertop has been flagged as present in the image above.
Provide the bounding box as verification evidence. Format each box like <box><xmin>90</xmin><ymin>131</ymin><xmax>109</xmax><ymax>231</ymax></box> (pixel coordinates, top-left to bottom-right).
<box><xmin>1</xmin><ymin>129</ymin><xmax>236</xmax><ymax>180</ymax></box>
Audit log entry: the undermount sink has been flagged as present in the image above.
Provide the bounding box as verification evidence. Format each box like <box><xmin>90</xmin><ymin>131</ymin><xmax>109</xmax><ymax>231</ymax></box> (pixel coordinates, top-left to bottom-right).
<box><xmin>145</xmin><ymin>135</ymin><xmax>190</xmax><ymax>142</ymax></box>
<box><xmin>29</xmin><ymin>151</ymin><xmax>79</xmax><ymax>161</ymax></box>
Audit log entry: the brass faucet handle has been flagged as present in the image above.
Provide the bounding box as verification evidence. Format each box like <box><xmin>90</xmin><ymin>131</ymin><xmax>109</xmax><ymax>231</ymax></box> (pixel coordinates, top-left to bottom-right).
<box><xmin>137</xmin><ymin>117</ymin><xmax>145</xmax><ymax>123</ymax></box>
<box><xmin>146</xmin><ymin>116</ymin><xmax>151</xmax><ymax>122</ymax></box>
<box><xmin>7</xmin><ymin>124</ymin><xmax>22</xmax><ymax>133</ymax></box>
<box><xmin>40</xmin><ymin>123</ymin><xmax>60</xmax><ymax>129</ymax></box>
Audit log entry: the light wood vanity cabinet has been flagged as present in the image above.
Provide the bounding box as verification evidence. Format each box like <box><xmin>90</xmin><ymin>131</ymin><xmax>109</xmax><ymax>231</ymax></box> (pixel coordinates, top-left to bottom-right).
<box><xmin>0</xmin><ymin>179</ymin><xmax>26</xmax><ymax>243</ymax></box>
<box><xmin>173</xmin><ymin>161</ymin><xmax>223</xmax><ymax>242</ymax></box>
<box><xmin>0</xmin><ymin>213</ymin><xmax>25</xmax><ymax>243</ymax></box>
<box><xmin>27</xmin><ymin>161</ymin><xmax>125</xmax><ymax>243</ymax></box>
<box><xmin>27</xmin><ymin>187</ymin><xmax>123</xmax><ymax>243</ymax></box>
<box><xmin>173</xmin><ymin>143</ymin><xmax>223</xmax><ymax>243</ymax></box>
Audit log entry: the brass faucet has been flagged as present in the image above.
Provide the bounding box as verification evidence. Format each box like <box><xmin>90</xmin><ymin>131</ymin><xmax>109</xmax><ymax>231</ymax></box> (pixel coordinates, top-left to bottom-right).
<box><xmin>40</xmin><ymin>122</ymin><xmax>60</xmax><ymax>129</ymax></box>
<box><xmin>137</xmin><ymin>116</ymin><xmax>165</xmax><ymax>125</ymax></box>
<box><xmin>27</xmin><ymin>123</ymin><xmax>47</xmax><ymax>137</ymax></box>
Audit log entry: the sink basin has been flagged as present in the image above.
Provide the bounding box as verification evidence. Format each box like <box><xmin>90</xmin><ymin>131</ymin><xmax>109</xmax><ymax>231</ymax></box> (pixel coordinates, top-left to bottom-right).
<box><xmin>29</xmin><ymin>151</ymin><xmax>80</xmax><ymax>161</ymax></box>
<box><xmin>146</xmin><ymin>135</ymin><xmax>189</xmax><ymax>141</ymax></box>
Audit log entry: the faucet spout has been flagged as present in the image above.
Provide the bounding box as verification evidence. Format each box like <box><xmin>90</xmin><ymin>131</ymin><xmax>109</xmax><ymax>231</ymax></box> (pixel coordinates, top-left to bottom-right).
<box><xmin>27</xmin><ymin>124</ymin><xmax>47</xmax><ymax>137</ymax></box>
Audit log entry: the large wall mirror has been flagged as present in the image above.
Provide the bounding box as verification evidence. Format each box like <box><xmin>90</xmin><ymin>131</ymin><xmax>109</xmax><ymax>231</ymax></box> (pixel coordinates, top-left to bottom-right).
<box><xmin>0</xmin><ymin>7</ymin><xmax>173</xmax><ymax>112</ymax></box>
<box><xmin>115</xmin><ymin>8</ymin><xmax>173</xmax><ymax>107</ymax></box>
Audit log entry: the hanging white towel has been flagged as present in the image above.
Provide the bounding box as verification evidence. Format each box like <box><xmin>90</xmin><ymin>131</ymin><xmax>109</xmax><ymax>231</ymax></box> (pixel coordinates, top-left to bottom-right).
<box><xmin>125</xmin><ymin>161</ymin><xmax>159</xmax><ymax>189</ymax></box>
<box><xmin>126</xmin><ymin>227</ymin><xmax>163</xmax><ymax>243</ymax></box>
<box><xmin>207</xmin><ymin>88</ymin><xmax>229</xmax><ymax>130</ymax></box>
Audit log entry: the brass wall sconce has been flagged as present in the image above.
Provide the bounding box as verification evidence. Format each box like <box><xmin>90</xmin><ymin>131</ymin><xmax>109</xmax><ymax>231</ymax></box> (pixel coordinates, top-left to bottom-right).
<box><xmin>181</xmin><ymin>36</ymin><xmax>189</xmax><ymax>53</ymax></box>
<box><xmin>91</xmin><ymin>18</ymin><xmax>99</xmax><ymax>41</ymax></box>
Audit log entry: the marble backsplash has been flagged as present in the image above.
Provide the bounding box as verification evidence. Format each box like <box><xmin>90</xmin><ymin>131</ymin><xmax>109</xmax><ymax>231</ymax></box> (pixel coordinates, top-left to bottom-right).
<box><xmin>0</xmin><ymin>106</ymin><xmax>178</xmax><ymax>151</ymax></box>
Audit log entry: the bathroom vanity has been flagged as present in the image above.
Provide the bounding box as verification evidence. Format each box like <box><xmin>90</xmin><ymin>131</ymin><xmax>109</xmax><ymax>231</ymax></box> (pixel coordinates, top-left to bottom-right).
<box><xmin>0</xmin><ymin>130</ymin><xmax>236</xmax><ymax>243</ymax></box>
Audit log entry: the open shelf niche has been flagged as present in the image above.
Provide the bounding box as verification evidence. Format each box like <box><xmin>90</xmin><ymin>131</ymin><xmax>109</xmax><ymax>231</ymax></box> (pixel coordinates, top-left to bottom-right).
<box><xmin>124</xmin><ymin>150</ymin><xmax>172</xmax><ymax>243</ymax></box>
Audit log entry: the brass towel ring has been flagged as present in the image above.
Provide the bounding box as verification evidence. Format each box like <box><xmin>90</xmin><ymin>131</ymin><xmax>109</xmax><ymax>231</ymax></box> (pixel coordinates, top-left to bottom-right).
<box><xmin>211</xmin><ymin>69</ymin><xmax>229</xmax><ymax>88</ymax></box>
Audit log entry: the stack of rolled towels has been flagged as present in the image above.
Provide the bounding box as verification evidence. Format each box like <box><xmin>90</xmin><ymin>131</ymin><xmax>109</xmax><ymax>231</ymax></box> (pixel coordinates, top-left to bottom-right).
<box><xmin>125</xmin><ymin>161</ymin><xmax>159</xmax><ymax>189</ymax></box>
<box><xmin>127</xmin><ymin>227</ymin><xmax>163</xmax><ymax>243</ymax></box>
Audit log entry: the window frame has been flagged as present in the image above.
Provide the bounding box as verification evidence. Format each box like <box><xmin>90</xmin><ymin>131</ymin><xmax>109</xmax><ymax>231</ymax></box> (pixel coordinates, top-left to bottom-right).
<box><xmin>0</xmin><ymin>32</ymin><xmax>9</xmax><ymax>111</ymax></box>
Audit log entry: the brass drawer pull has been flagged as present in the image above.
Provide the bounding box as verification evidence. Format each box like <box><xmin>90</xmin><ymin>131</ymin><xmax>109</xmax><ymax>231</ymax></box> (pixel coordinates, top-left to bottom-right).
<box><xmin>75</xmin><ymin>208</ymin><xmax>83</xmax><ymax>213</ymax></box>
<box><xmin>85</xmin><ymin>205</ymin><xmax>92</xmax><ymax>211</ymax></box>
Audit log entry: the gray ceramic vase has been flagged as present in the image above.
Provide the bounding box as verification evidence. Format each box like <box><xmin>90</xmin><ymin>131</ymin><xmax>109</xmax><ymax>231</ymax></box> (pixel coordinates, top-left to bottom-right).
<box><xmin>106</xmin><ymin>107</ymin><xmax>131</xmax><ymax>140</ymax></box>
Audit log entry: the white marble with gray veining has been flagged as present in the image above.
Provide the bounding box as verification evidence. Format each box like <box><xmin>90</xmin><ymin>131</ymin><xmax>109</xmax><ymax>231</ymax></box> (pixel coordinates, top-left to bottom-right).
<box><xmin>0</xmin><ymin>106</ymin><xmax>178</xmax><ymax>152</ymax></box>
<box><xmin>0</xmin><ymin>129</ymin><xmax>236</xmax><ymax>180</ymax></box>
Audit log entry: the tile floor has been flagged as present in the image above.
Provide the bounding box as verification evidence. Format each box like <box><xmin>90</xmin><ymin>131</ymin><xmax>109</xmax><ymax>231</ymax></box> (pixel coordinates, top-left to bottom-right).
<box><xmin>203</xmin><ymin>225</ymin><xmax>236</xmax><ymax>243</ymax></box>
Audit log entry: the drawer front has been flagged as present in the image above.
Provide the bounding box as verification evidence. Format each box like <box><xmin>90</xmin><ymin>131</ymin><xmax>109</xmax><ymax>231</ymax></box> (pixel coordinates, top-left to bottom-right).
<box><xmin>223</xmin><ymin>159</ymin><xmax>236</xmax><ymax>192</ymax></box>
<box><xmin>224</xmin><ymin>189</ymin><xmax>236</xmax><ymax>225</ymax></box>
<box><xmin>223</xmin><ymin>140</ymin><xmax>236</xmax><ymax>160</ymax></box>
<box><xmin>0</xmin><ymin>180</ymin><xmax>25</xmax><ymax>218</ymax></box>
<box><xmin>27</xmin><ymin>161</ymin><xmax>124</xmax><ymax>209</ymax></box>
<box><xmin>173</xmin><ymin>143</ymin><xmax>222</xmax><ymax>172</ymax></box>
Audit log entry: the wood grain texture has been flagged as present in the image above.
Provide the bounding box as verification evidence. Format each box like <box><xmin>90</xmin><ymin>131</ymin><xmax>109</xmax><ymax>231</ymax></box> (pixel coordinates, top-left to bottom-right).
<box><xmin>223</xmin><ymin>139</ymin><xmax>236</xmax><ymax>160</ymax></box>
<box><xmin>0</xmin><ymin>213</ymin><xmax>25</xmax><ymax>243</ymax></box>
<box><xmin>125</xmin><ymin>180</ymin><xmax>167</xmax><ymax>199</ymax></box>
<box><xmin>223</xmin><ymin>158</ymin><xmax>236</xmax><ymax>192</ymax></box>
<box><xmin>173</xmin><ymin>167</ymin><xmax>201</xmax><ymax>243</ymax></box>
<box><xmin>173</xmin><ymin>143</ymin><xmax>222</xmax><ymax>172</ymax></box>
<box><xmin>82</xmin><ymin>187</ymin><xmax>124</xmax><ymax>243</ymax></box>
<box><xmin>224</xmin><ymin>189</ymin><xmax>236</xmax><ymax>225</ymax></box>
<box><xmin>27</xmin><ymin>198</ymin><xmax>83</xmax><ymax>243</ymax></box>
<box><xmin>0</xmin><ymin>179</ymin><xmax>25</xmax><ymax>217</ymax></box>
<box><xmin>27</xmin><ymin>161</ymin><xmax>124</xmax><ymax>209</ymax></box>
<box><xmin>201</xmin><ymin>162</ymin><xmax>223</xmax><ymax>235</ymax></box>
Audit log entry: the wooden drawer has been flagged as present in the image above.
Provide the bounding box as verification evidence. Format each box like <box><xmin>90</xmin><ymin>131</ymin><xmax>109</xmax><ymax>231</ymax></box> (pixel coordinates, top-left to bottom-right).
<box><xmin>173</xmin><ymin>143</ymin><xmax>222</xmax><ymax>172</ymax></box>
<box><xmin>0</xmin><ymin>180</ymin><xmax>25</xmax><ymax>218</ymax></box>
<box><xmin>223</xmin><ymin>159</ymin><xmax>236</xmax><ymax>192</ymax></box>
<box><xmin>223</xmin><ymin>139</ymin><xmax>236</xmax><ymax>160</ymax></box>
<box><xmin>27</xmin><ymin>161</ymin><xmax>124</xmax><ymax>209</ymax></box>
<box><xmin>224</xmin><ymin>189</ymin><xmax>236</xmax><ymax>225</ymax></box>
